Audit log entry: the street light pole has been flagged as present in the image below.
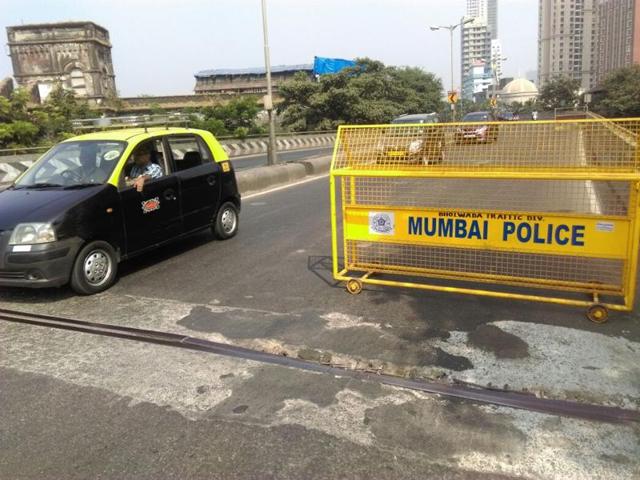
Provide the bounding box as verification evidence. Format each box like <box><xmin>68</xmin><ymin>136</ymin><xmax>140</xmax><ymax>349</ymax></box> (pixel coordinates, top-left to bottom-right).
<box><xmin>261</xmin><ymin>0</ymin><xmax>277</xmax><ymax>166</ymax></box>
<box><xmin>430</xmin><ymin>18</ymin><xmax>473</xmax><ymax>122</ymax></box>
<box><xmin>449</xmin><ymin>27</ymin><xmax>455</xmax><ymax>121</ymax></box>
<box><xmin>489</xmin><ymin>55</ymin><xmax>507</xmax><ymax>111</ymax></box>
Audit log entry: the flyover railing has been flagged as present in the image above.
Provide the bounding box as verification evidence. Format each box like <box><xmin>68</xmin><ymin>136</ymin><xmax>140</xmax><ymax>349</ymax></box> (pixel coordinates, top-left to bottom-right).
<box><xmin>329</xmin><ymin>117</ymin><xmax>640</xmax><ymax>322</ymax></box>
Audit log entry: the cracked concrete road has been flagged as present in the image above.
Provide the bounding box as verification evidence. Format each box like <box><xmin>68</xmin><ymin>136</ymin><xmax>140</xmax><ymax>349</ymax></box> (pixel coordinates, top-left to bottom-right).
<box><xmin>1</xmin><ymin>172</ymin><xmax>639</xmax><ymax>478</ymax></box>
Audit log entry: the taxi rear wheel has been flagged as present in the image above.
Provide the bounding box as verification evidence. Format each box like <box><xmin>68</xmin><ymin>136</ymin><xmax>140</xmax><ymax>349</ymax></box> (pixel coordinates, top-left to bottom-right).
<box><xmin>213</xmin><ymin>202</ymin><xmax>239</xmax><ymax>240</ymax></box>
<box><xmin>70</xmin><ymin>241</ymin><xmax>118</xmax><ymax>295</ymax></box>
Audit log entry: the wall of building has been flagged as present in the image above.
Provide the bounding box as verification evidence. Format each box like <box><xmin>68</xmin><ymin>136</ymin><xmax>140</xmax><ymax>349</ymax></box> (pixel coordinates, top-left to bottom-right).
<box><xmin>461</xmin><ymin>17</ymin><xmax>492</xmax><ymax>99</ymax></box>
<box><xmin>594</xmin><ymin>0</ymin><xmax>640</xmax><ymax>84</ymax></box>
<box><xmin>467</xmin><ymin>0</ymin><xmax>498</xmax><ymax>38</ymax></box>
<box><xmin>6</xmin><ymin>22</ymin><xmax>116</xmax><ymax>103</ymax></box>
<box><xmin>538</xmin><ymin>0</ymin><xmax>597</xmax><ymax>91</ymax></box>
<box><xmin>194</xmin><ymin>70</ymin><xmax>311</xmax><ymax>95</ymax></box>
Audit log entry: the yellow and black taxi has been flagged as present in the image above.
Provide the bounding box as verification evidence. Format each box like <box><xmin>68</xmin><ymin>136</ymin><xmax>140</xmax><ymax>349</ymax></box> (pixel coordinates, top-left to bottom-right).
<box><xmin>375</xmin><ymin>113</ymin><xmax>445</xmax><ymax>165</ymax></box>
<box><xmin>0</xmin><ymin>127</ymin><xmax>240</xmax><ymax>294</ymax></box>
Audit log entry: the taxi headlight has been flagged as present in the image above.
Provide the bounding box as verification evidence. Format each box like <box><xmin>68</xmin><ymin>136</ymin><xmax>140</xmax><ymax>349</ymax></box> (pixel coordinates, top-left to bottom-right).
<box><xmin>9</xmin><ymin>223</ymin><xmax>56</xmax><ymax>245</ymax></box>
<box><xmin>408</xmin><ymin>139</ymin><xmax>424</xmax><ymax>154</ymax></box>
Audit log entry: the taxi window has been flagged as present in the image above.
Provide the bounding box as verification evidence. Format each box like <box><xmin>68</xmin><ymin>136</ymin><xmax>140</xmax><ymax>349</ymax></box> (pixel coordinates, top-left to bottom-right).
<box><xmin>120</xmin><ymin>138</ymin><xmax>167</xmax><ymax>189</ymax></box>
<box><xmin>15</xmin><ymin>141</ymin><xmax>125</xmax><ymax>187</ymax></box>
<box><xmin>167</xmin><ymin>136</ymin><xmax>211</xmax><ymax>171</ymax></box>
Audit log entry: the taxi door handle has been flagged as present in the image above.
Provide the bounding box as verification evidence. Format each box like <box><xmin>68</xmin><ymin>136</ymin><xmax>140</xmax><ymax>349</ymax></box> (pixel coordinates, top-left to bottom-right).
<box><xmin>207</xmin><ymin>175</ymin><xmax>216</xmax><ymax>186</ymax></box>
<box><xmin>164</xmin><ymin>188</ymin><xmax>177</xmax><ymax>201</ymax></box>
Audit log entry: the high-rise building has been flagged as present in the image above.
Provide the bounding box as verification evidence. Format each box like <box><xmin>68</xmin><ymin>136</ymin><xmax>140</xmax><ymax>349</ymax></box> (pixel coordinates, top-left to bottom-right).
<box><xmin>538</xmin><ymin>0</ymin><xmax>598</xmax><ymax>91</ymax></box>
<box><xmin>594</xmin><ymin>0</ymin><xmax>640</xmax><ymax>85</ymax></box>
<box><xmin>463</xmin><ymin>60</ymin><xmax>494</xmax><ymax>101</ymax></box>
<box><xmin>491</xmin><ymin>39</ymin><xmax>504</xmax><ymax>82</ymax></box>
<box><xmin>6</xmin><ymin>21</ymin><xmax>116</xmax><ymax>104</ymax></box>
<box><xmin>467</xmin><ymin>0</ymin><xmax>498</xmax><ymax>39</ymax></box>
<box><xmin>461</xmin><ymin>16</ymin><xmax>493</xmax><ymax>99</ymax></box>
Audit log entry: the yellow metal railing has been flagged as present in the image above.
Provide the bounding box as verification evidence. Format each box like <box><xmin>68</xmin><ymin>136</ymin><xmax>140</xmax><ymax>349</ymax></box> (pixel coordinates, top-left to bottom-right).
<box><xmin>329</xmin><ymin>118</ymin><xmax>640</xmax><ymax>322</ymax></box>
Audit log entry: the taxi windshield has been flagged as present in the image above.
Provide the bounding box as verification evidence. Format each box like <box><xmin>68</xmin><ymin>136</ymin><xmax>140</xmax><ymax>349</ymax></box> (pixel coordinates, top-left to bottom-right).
<box><xmin>15</xmin><ymin>140</ymin><xmax>126</xmax><ymax>188</ymax></box>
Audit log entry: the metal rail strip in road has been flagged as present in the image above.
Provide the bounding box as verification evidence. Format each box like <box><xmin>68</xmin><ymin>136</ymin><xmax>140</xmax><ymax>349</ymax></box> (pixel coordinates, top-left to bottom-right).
<box><xmin>1</xmin><ymin>307</ymin><xmax>638</xmax><ymax>425</ymax></box>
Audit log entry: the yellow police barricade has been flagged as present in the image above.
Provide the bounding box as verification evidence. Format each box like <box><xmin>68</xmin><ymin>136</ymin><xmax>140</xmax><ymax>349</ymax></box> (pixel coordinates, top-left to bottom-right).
<box><xmin>329</xmin><ymin>117</ymin><xmax>640</xmax><ymax>322</ymax></box>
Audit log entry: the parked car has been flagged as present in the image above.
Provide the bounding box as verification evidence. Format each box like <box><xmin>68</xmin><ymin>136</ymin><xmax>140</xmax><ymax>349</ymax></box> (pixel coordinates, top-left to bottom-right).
<box><xmin>0</xmin><ymin>127</ymin><xmax>240</xmax><ymax>294</ymax></box>
<box><xmin>376</xmin><ymin>113</ymin><xmax>445</xmax><ymax>165</ymax></box>
<box><xmin>454</xmin><ymin>111</ymin><xmax>499</xmax><ymax>143</ymax></box>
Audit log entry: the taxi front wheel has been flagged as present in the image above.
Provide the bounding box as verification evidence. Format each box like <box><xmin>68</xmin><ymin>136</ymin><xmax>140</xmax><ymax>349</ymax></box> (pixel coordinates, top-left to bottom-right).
<box><xmin>213</xmin><ymin>202</ymin><xmax>239</xmax><ymax>240</ymax></box>
<box><xmin>70</xmin><ymin>241</ymin><xmax>118</xmax><ymax>295</ymax></box>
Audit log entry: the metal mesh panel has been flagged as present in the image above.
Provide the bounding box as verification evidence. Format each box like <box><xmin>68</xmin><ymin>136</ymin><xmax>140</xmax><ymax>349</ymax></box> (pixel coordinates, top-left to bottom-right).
<box><xmin>346</xmin><ymin>240</ymin><xmax>624</xmax><ymax>291</ymax></box>
<box><xmin>332</xmin><ymin>119</ymin><xmax>639</xmax><ymax>172</ymax></box>
<box><xmin>343</xmin><ymin>178</ymin><xmax>630</xmax><ymax>217</ymax></box>
<box><xmin>330</xmin><ymin>119</ymin><xmax>640</xmax><ymax>307</ymax></box>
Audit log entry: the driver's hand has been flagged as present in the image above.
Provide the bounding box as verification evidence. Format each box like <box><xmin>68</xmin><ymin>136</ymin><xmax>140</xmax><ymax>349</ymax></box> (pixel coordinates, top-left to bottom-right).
<box><xmin>133</xmin><ymin>176</ymin><xmax>146</xmax><ymax>192</ymax></box>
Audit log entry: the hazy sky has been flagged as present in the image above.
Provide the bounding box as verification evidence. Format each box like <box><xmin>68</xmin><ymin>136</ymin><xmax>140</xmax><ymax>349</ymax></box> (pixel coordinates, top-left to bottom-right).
<box><xmin>0</xmin><ymin>0</ymin><xmax>538</xmax><ymax>97</ymax></box>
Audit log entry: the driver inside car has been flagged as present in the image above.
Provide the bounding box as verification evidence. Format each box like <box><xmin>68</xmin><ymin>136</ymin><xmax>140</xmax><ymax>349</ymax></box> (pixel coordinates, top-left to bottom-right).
<box><xmin>60</xmin><ymin>144</ymin><xmax>105</xmax><ymax>185</ymax></box>
<box><xmin>127</xmin><ymin>143</ymin><xmax>164</xmax><ymax>192</ymax></box>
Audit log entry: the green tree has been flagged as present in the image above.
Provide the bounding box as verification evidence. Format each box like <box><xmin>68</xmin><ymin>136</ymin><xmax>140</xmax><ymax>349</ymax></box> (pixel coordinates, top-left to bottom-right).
<box><xmin>593</xmin><ymin>65</ymin><xmax>640</xmax><ymax>117</ymax></box>
<box><xmin>538</xmin><ymin>76</ymin><xmax>580</xmax><ymax>110</ymax></box>
<box><xmin>36</xmin><ymin>84</ymin><xmax>94</xmax><ymax>141</ymax></box>
<box><xmin>277</xmin><ymin>58</ymin><xmax>444</xmax><ymax>130</ymax></box>
<box><xmin>8</xmin><ymin>120</ymin><xmax>39</xmax><ymax>145</ymax></box>
<box><xmin>149</xmin><ymin>103</ymin><xmax>165</xmax><ymax>116</ymax></box>
<box><xmin>9</xmin><ymin>88</ymin><xmax>31</xmax><ymax>121</ymax></box>
<box><xmin>509</xmin><ymin>99</ymin><xmax>538</xmax><ymax>115</ymax></box>
<box><xmin>0</xmin><ymin>85</ymin><xmax>98</xmax><ymax>148</ymax></box>
<box><xmin>0</xmin><ymin>89</ymin><xmax>38</xmax><ymax>148</ymax></box>
<box><xmin>190</xmin><ymin>96</ymin><xmax>262</xmax><ymax>137</ymax></box>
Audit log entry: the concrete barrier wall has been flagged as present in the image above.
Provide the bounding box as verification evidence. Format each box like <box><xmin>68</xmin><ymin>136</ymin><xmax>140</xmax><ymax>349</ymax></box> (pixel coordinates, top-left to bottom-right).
<box><xmin>235</xmin><ymin>155</ymin><xmax>331</xmax><ymax>195</ymax></box>
<box><xmin>220</xmin><ymin>134</ymin><xmax>335</xmax><ymax>157</ymax></box>
<box><xmin>0</xmin><ymin>133</ymin><xmax>335</xmax><ymax>184</ymax></box>
<box><xmin>0</xmin><ymin>157</ymin><xmax>37</xmax><ymax>184</ymax></box>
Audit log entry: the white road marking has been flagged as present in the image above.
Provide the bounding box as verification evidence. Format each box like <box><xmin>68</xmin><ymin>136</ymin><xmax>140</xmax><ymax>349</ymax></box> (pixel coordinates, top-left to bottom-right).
<box><xmin>243</xmin><ymin>173</ymin><xmax>329</xmax><ymax>199</ymax></box>
<box><xmin>578</xmin><ymin>129</ymin><xmax>602</xmax><ymax>214</ymax></box>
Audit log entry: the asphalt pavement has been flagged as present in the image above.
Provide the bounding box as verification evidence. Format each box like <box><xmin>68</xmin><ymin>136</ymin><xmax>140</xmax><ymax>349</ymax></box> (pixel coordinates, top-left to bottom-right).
<box><xmin>1</xmin><ymin>141</ymin><xmax>640</xmax><ymax>478</ymax></box>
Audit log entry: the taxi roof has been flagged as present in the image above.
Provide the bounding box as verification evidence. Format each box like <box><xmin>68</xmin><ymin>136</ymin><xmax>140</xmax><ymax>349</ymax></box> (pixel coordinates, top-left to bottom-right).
<box><xmin>65</xmin><ymin>127</ymin><xmax>201</xmax><ymax>143</ymax></box>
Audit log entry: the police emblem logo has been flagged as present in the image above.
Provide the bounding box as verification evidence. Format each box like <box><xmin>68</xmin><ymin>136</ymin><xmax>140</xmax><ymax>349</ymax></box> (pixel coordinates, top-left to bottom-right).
<box><xmin>141</xmin><ymin>197</ymin><xmax>161</xmax><ymax>214</ymax></box>
<box><xmin>369</xmin><ymin>212</ymin><xmax>395</xmax><ymax>235</ymax></box>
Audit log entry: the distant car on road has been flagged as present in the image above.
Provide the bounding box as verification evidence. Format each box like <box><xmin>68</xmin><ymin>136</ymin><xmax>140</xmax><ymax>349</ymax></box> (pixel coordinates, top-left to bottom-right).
<box><xmin>0</xmin><ymin>127</ymin><xmax>240</xmax><ymax>294</ymax></box>
<box><xmin>376</xmin><ymin>113</ymin><xmax>445</xmax><ymax>165</ymax></box>
<box><xmin>496</xmin><ymin>111</ymin><xmax>519</xmax><ymax>121</ymax></box>
<box><xmin>455</xmin><ymin>111</ymin><xmax>499</xmax><ymax>143</ymax></box>
<box><xmin>391</xmin><ymin>113</ymin><xmax>440</xmax><ymax>125</ymax></box>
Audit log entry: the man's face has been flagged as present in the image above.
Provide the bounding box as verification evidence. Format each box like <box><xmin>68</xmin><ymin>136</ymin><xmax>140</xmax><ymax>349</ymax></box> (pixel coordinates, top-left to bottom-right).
<box><xmin>134</xmin><ymin>151</ymin><xmax>150</xmax><ymax>167</ymax></box>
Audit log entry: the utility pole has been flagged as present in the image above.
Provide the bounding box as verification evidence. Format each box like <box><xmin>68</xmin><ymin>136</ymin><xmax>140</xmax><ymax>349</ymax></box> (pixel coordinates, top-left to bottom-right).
<box><xmin>430</xmin><ymin>18</ymin><xmax>473</xmax><ymax>122</ymax></box>
<box><xmin>261</xmin><ymin>0</ymin><xmax>277</xmax><ymax>165</ymax></box>
<box><xmin>489</xmin><ymin>54</ymin><xmax>506</xmax><ymax>111</ymax></box>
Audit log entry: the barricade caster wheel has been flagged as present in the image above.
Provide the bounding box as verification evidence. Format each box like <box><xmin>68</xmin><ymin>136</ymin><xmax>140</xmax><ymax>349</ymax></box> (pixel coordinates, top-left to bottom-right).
<box><xmin>586</xmin><ymin>304</ymin><xmax>609</xmax><ymax>324</ymax></box>
<box><xmin>346</xmin><ymin>279</ymin><xmax>363</xmax><ymax>295</ymax></box>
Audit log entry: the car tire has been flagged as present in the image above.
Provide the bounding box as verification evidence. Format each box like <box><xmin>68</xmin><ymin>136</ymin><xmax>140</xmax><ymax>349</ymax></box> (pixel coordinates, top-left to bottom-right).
<box><xmin>70</xmin><ymin>240</ymin><xmax>118</xmax><ymax>295</ymax></box>
<box><xmin>213</xmin><ymin>201</ymin><xmax>239</xmax><ymax>240</ymax></box>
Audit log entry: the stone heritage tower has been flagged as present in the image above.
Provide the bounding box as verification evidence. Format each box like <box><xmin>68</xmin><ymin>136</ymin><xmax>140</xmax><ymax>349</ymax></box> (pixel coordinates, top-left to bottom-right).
<box><xmin>6</xmin><ymin>21</ymin><xmax>116</xmax><ymax>104</ymax></box>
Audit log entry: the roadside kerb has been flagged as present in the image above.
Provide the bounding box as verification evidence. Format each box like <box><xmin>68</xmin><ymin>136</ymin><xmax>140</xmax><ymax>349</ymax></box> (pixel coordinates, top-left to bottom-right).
<box><xmin>235</xmin><ymin>155</ymin><xmax>330</xmax><ymax>194</ymax></box>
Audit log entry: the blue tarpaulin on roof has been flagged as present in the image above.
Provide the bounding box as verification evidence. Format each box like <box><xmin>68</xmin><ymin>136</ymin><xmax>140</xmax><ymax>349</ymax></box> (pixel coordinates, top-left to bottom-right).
<box><xmin>313</xmin><ymin>56</ymin><xmax>357</xmax><ymax>75</ymax></box>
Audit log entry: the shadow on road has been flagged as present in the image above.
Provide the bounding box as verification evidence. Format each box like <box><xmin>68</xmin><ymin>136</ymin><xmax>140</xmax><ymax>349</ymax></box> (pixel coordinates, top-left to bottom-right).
<box><xmin>0</xmin><ymin>230</ymin><xmax>216</xmax><ymax>306</ymax></box>
<box><xmin>306</xmin><ymin>255</ymin><xmax>343</xmax><ymax>288</ymax></box>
